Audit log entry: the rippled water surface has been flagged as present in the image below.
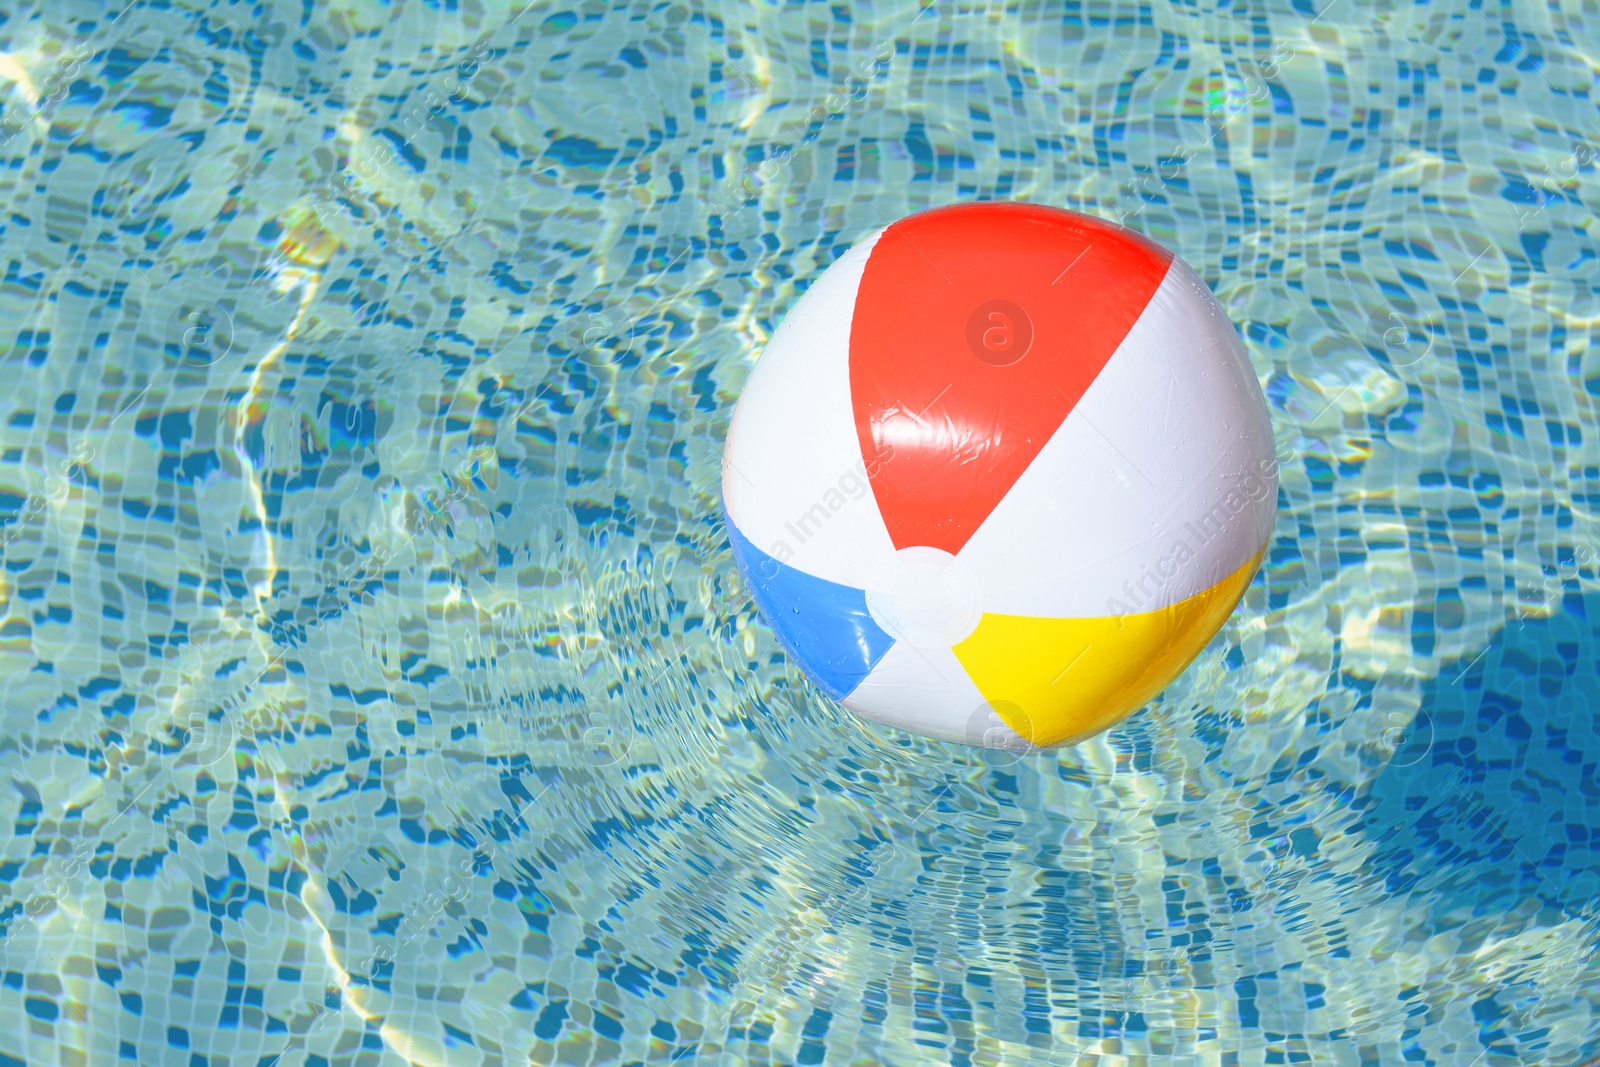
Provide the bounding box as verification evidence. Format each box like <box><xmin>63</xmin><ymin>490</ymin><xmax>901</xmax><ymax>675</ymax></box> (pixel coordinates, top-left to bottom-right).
<box><xmin>1</xmin><ymin>0</ymin><xmax>1599</xmax><ymax>1063</ymax></box>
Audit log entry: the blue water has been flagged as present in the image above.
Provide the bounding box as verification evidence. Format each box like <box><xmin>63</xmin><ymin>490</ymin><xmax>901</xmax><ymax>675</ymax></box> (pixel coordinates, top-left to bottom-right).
<box><xmin>0</xmin><ymin>0</ymin><xmax>1598</xmax><ymax>1063</ymax></box>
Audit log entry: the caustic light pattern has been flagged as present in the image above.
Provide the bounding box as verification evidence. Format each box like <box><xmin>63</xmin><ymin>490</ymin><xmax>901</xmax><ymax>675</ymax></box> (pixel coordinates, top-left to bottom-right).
<box><xmin>722</xmin><ymin>203</ymin><xmax>1277</xmax><ymax>748</ymax></box>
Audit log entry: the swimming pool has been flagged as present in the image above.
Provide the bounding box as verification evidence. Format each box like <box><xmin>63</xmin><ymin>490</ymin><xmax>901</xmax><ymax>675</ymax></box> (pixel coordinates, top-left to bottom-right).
<box><xmin>0</xmin><ymin>0</ymin><xmax>1596</xmax><ymax>1062</ymax></box>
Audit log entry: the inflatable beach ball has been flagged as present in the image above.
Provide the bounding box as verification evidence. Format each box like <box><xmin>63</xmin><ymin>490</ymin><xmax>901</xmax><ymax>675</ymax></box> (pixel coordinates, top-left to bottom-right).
<box><xmin>722</xmin><ymin>203</ymin><xmax>1276</xmax><ymax>749</ymax></box>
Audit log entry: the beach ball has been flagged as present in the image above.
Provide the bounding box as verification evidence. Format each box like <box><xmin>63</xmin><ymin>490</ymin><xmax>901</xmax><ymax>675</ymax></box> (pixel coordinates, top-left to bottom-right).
<box><xmin>721</xmin><ymin>202</ymin><xmax>1276</xmax><ymax>749</ymax></box>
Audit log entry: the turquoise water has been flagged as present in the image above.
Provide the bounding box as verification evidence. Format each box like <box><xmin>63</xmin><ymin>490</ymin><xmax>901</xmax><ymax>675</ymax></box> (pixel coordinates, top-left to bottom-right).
<box><xmin>0</xmin><ymin>0</ymin><xmax>1598</xmax><ymax>1063</ymax></box>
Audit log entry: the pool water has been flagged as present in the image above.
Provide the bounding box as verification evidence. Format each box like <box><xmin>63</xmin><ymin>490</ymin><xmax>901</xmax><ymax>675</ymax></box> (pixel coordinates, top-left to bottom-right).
<box><xmin>0</xmin><ymin>0</ymin><xmax>1597</xmax><ymax>1063</ymax></box>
